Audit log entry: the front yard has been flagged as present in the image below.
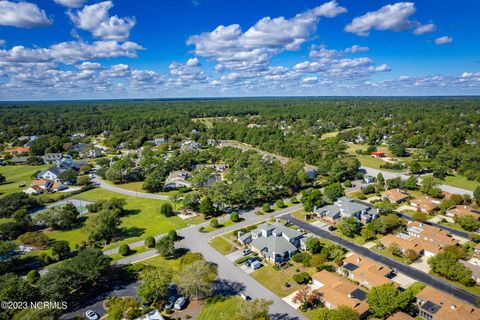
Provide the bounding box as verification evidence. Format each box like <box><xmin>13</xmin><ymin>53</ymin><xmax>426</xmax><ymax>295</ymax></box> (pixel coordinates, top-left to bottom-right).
<box><xmin>209</xmin><ymin>236</ymin><xmax>235</xmax><ymax>255</ymax></box>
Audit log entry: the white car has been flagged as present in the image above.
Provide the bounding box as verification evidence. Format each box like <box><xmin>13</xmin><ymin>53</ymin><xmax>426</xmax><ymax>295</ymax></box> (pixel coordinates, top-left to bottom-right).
<box><xmin>174</xmin><ymin>296</ymin><xmax>188</xmax><ymax>310</ymax></box>
<box><xmin>85</xmin><ymin>310</ymin><xmax>99</xmax><ymax>320</ymax></box>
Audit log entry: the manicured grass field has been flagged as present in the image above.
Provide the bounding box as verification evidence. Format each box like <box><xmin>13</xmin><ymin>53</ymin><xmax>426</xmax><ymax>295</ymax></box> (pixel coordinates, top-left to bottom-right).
<box><xmin>209</xmin><ymin>236</ymin><xmax>234</xmax><ymax>255</ymax></box>
<box><xmin>111</xmin><ymin>181</ymin><xmax>181</xmax><ymax>196</ymax></box>
<box><xmin>135</xmin><ymin>253</ymin><xmax>182</xmax><ymax>271</ymax></box>
<box><xmin>197</xmin><ymin>296</ymin><xmax>242</xmax><ymax>320</ymax></box>
<box><xmin>333</xmin><ymin>231</ymin><xmax>368</xmax><ymax>245</ymax></box>
<box><xmin>45</xmin><ymin>188</ymin><xmax>202</xmax><ymax>250</ymax></box>
<box><xmin>202</xmin><ymin>218</ymin><xmax>239</xmax><ymax>233</ymax></box>
<box><xmin>108</xmin><ymin>245</ymin><xmax>151</xmax><ymax>261</ymax></box>
<box><xmin>251</xmin><ymin>264</ymin><xmax>316</xmax><ymax>297</ymax></box>
<box><xmin>290</xmin><ymin>208</ymin><xmax>313</xmax><ymax>221</ymax></box>
<box><xmin>0</xmin><ymin>164</ymin><xmax>49</xmax><ymax>197</ymax></box>
<box><xmin>442</xmin><ymin>174</ymin><xmax>480</xmax><ymax>191</ymax></box>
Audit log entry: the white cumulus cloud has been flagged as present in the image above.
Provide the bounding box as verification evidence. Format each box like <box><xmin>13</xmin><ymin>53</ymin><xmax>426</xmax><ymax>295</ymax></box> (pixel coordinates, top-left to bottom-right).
<box><xmin>413</xmin><ymin>23</ymin><xmax>436</xmax><ymax>35</ymax></box>
<box><xmin>0</xmin><ymin>1</ymin><xmax>53</xmax><ymax>28</ymax></box>
<box><xmin>53</xmin><ymin>0</ymin><xmax>87</xmax><ymax>8</ymax></box>
<box><xmin>434</xmin><ymin>36</ymin><xmax>453</xmax><ymax>45</ymax></box>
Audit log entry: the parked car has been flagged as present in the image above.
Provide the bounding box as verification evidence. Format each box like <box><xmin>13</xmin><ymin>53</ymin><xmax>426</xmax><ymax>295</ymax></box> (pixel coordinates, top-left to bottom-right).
<box><xmin>239</xmin><ymin>293</ymin><xmax>251</xmax><ymax>300</ymax></box>
<box><xmin>245</xmin><ymin>257</ymin><xmax>259</xmax><ymax>267</ymax></box>
<box><xmin>242</xmin><ymin>248</ymin><xmax>251</xmax><ymax>256</ymax></box>
<box><xmin>174</xmin><ymin>296</ymin><xmax>188</xmax><ymax>310</ymax></box>
<box><xmin>85</xmin><ymin>310</ymin><xmax>99</xmax><ymax>320</ymax></box>
<box><xmin>165</xmin><ymin>295</ymin><xmax>177</xmax><ymax>309</ymax></box>
<box><xmin>250</xmin><ymin>260</ymin><xmax>262</xmax><ymax>270</ymax></box>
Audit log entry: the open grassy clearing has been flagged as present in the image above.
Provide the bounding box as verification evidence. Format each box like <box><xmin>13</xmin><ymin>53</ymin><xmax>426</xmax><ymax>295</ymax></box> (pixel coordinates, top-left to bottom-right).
<box><xmin>209</xmin><ymin>236</ymin><xmax>235</xmax><ymax>255</ymax></box>
<box><xmin>107</xmin><ymin>245</ymin><xmax>151</xmax><ymax>261</ymax></box>
<box><xmin>109</xmin><ymin>181</ymin><xmax>183</xmax><ymax>196</ymax></box>
<box><xmin>0</xmin><ymin>164</ymin><xmax>49</xmax><ymax>197</ymax></box>
<box><xmin>135</xmin><ymin>253</ymin><xmax>183</xmax><ymax>271</ymax></box>
<box><xmin>201</xmin><ymin>218</ymin><xmax>240</xmax><ymax>233</ymax></box>
<box><xmin>251</xmin><ymin>264</ymin><xmax>316</xmax><ymax>297</ymax></box>
<box><xmin>442</xmin><ymin>174</ymin><xmax>480</xmax><ymax>191</ymax></box>
<box><xmin>44</xmin><ymin>188</ymin><xmax>202</xmax><ymax>250</ymax></box>
<box><xmin>197</xmin><ymin>296</ymin><xmax>242</xmax><ymax>320</ymax></box>
<box><xmin>191</xmin><ymin>116</ymin><xmax>235</xmax><ymax>128</ymax></box>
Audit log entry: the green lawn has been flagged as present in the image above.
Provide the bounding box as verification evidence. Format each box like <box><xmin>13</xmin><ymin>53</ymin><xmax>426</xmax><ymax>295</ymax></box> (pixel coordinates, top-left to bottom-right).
<box><xmin>0</xmin><ymin>164</ymin><xmax>49</xmax><ymax>197</ymax></box>
<box><xmin>202</xmin><ymin>218</ymin><xmax>240</xmax><ymax>233</ymax></box>
<box><xmin>110</xmin><ymin>181</ymin><xmax>181</xmax><ymax>196</ymax></box>
<box><xmin>333</xmin><ymin>231</ymin><xmax>368</xmax><ymax>245</ymax></box>
<box><xmin>134</xmin><ymin>254</ymin><xmax>183</xmax><ymax>271</ymax></box>
<box><xmin>209</xmin><ymin>236</ymin><xmax>234</xmax><ymax>255</ymax></box>
<box><xmin>197</xmin><ymin>296</ymin><xmax>243</xmax><ymax>320</ymax></box>
<box><xmin>442</xmin><ymin>174</ymin><xmax>480</xmax><ymax>191</ymax></box>
<box><xmin>107</xmin><ymin>245</ymin><xmax>151</xmax><ymax>261</ymax></box>
<box><xmin>290</xmin><ymin>208</ymin><xmax>314</xmax><ymax>222</ymax></box>
<box><xmin>251</xmin><ymin>264</ymin><xmax>316</xmax><ymax>298</ymax></box>
<box><xmin>45</xmin><ymin>188</ymin><xmax>201</xmax><ymax>250</ymax></box>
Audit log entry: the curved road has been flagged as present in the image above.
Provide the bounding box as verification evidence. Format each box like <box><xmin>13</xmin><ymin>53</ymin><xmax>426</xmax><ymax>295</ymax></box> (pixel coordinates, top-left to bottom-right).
<box><xmin>287</xmin><ymin>214</ymin><xmax>480</xmax><ymax>305</ymax></box>
<box><xmin>93</xmin><ymin>176</ymin><xmax>170</xmax><ymax>200</ymax></box>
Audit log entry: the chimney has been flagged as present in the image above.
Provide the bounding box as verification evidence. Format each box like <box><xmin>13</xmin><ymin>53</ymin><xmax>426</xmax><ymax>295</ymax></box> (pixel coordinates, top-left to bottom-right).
<box><xmin>451</xmin><ymin>304</ymin><xmax>456</xmax><ymax>310</ymax></box>
<box><xmin>356</xmin><ymin>257</ymin><xmax>361</xmax><ymax>263</ymax></box>
<box><xmin>348</xmin><ymin>293</ymin><xmax>352</xmax><ymax>298</ymax></box>
<box><xmin>419</xmin><ymin>223</ymin><xmax>423</xmax><ymax>227</ymax></box>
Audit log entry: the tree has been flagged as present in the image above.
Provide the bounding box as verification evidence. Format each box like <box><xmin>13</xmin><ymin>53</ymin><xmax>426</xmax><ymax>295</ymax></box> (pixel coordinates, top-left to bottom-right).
<box><xmin>35</xmin><ymin>203</ymin><xmax>79</xmax><ymax>230</ymax></box>
<box><xmin>290</xmin><ymin>196</ymin><xmax>299</xmax><ymax>204</ymax></box>
<box><xmin>159</xmin><ymin>203</ymin><xmax>174</xmax><ymax>217</ymax></box>
<box><xmin>236</xmin><ymin>298</ymin><xmax>272</xmax><ymax>320</ymax></box>
<box><xmin>412</xmin><ymin>211</ymin><xmax>428</xmax><ymax>222</ymax></box>
<box><xmin>175</xmin><ymin>260</ymin><xmax>218</xmax><ymax>299</ymax></box>
<box><xmin>428</xmin><ymin>251</ymin><xmax>473</xmax><ymax>285</ymax></box>
<box><xmin>51</xmin><ymin>240</ymin><xmax>70</xmax><ymax>259</ymax></box>
<box><xmin>262</xmin><ymin>203</ymin><xmax>271</xmax><ymax>212</ymax></box>
<box><xmin>305</xmin><ymin>237</ymin><xmax>322</xmax><ymax>254</ymax></box>
<box><xmin>316</xmin><ymin>306</ymin><xmax>359</xmax><ymax>320</ymax></box>
<box><xmin>105</xmin><ymin>296</ymin><xmax>141</xmax><ymax>320</ymax></box>
<box><xmin>0</xmin><ymin>173</ymin><xmax>6</xmax><ymax>184</ymax></box>
<box><xmin>58</xmin><ymin>169</ymin><xmax>78</xmax><ymax>183</ymax></box>
<box><xmin>376</xmin><ymin>173</ymin><xmax>385</xmax><ymax>190</ymax></box>
<box><xmin>230</xmin><ymin>211</ymin><xmax>240</xmax><ymax>222</ymax></box>
<box><xmin>62</xmin><ymin>248</ymin><xmax>112</xmax><ymax>284</ymax></box>
<box><xmin>301</xmin><ymin>188</ymin><xmax>324</xmax><ymax>212</ymax></box>
<box><xmin>12</xmin><ymin>208</ymin><xmax>31</xmax><ymax>225</ymax></box>
<box><xmin>156</xmin><ymin>236</ymin><xmax>175</xmax><ymax>258</ymax></box>
<box><xmin>167</xmin><ymin>230</ymin><xmax>178</xmax><ymax>241</ymax></box>
<box><xmin>144</xmin><ymin>236</ymin><xmax>156</xmax><ymax>248</ymax></box>
<box><xmin>199</xmin><ymin>196</ymin><xmax>215</xmax><ymax>218</ymax></box>
<box><xmin>137</xmin><ymin>267</ymin><xmax>172</xmax><ymax>305</ymax></box>
<box><xmin>403</xmin><ymin>175</ymin><xmax>418</xmax><ymax>190</ymax></box>
<box><xmin>361</xmin><ymin>228</ymin><xmax>375</xmax><ymax>241</ymax></box>
<box><xmin>323</xmin><ymin>183</ymin><xmax>345</xmax><ymax>201</ymax></box>
<box><xmin>38</xmin><ymin>266</ymin><xmax>86</xmax><ymax>302</ymax></box>
<box><xmin>367</xmin><ymin>284</ymin><xmax>413</xmax><ymax>318</ymax></box>
<box><xmin>420</xmin><ymin>176</ymin><xmax>442</xmax><ymax>198</ymax></box>
<box><xmin>404</xmin><ymin>249</ymin><xmax>419</xmax><ymax>263</ymax></box>
<box><xmin>292</xmin><ymin>285</ymin><xmax>323</xmax><ymax>310</ymax></box>
<box><xmin>210</xmin><ymin>218</ymin><xmax>219</xmax><ymax>228</ymax></box>
<box><xmin>0</xmin><ymin>274</ymin><xmax>40</xmax><ymax>320</ymax></box>
<box><xmin>142</xmin><ymin>166</ymin><xmax>168</xmax><ymax>193</ymax></box>
<box><xmin>337</xmin><ymin>217</ymin><xmax>360</xmax><ymax>238</ymax></box>
<box><xmin>18</xmin><ymin>232</ymin><xmax>49</xmax><ymax>249</ymax></box>
<box><xmin>119</xmin><ymin>244</ymin><xmax>131</xmax><ymax>256</ymax></box>
<box><xmin>26</xmin><ymin>270</ymin><xmax>40</xmax><ymax>283</ymax></box>
<box><xmin>474</xmin><ymin>186</ymin><xmax>480</xmax><ymax>205</ymax></box>
<box><xmin>0</xmin><ymin>192</ymin><xmax>40</xmax><ymax>218</ymax></box>
<box><xmin>275</xmin><ymin>199</ymin><xmax>286</xmax><ymax>208</ymax></box>
<box><xmin>409</xmin><ymin>161</ymin><xmax>423</xmax><ymax>174</ymax></box>
<box><xmin>456</xmin><ymin>215</ymin><xmax>480</xmax><ymax>232</ymax></box>
<box><xmin>168</xmin><ymin>192</ymin><xmax>182</xmax><ymax>210</ymax></box>
<box><xmin>85</xmin><ymin>210</ymin><xmax>121</xmax><ymax>244</ymax></box>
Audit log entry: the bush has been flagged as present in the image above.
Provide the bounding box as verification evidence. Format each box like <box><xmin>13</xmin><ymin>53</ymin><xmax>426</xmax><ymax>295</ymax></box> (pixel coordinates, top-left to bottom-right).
<box><xmin>17</xmin><ymin>231</ymin><xmax>49</xmax><ymax>249</ymax></box>
<box><xmin>198</xmin><ymin>226</ymin><xmax>205</xmax><ymax>233</ymax></box>
<box><xmin>210</xmin><ymin>218</ymin><xmax>219</xmax><ymax>228</ymax></box>
<box><xmin>159</xmin><ymin>203</ymin><xmax>174</xmax><ymax>217</ymax></box>
<box><xmin>262</xmin><ymin>203</ymin><xmax>271</xmax><ymax>212</ymax></box>
<box><xmin>51</xmin><ymin>240</ymin><xmax>71</xmax><ymax>259</ymax></box>
<box><xmin>344</xmin><ymin>180</ymin><xmax>352</xmax><ymax>187</ymax></box>
<box><xmin>292</xmin><ymin>272</ymin><xmax>311</xmax><ymax>284</ymax></box>
<box><xmin>235</xmin><ymin>256</ymin><xmax>251</xmax><ymax>264</ymax></box>
<box><xmin>291</xmin><ymin>252</ymin><xmax>311</xmax><ymax>266</ymax></box>
<box><xmin>167</xmin><ymin>230</ymin><xmax>178</xmax><ymax>241</ymax></box>
<box><xmin>275</xmin><ymin>199</ymin><xmax>286</xmax><ymax>208</ymax></box>
<box><xmin>144</xmin><ymin>236</ymin><xmax>156</xmax><ymax>248</ymax></box>
<box><xmin>26</xmin><ymin>270</ymin><xmax>40</xmax><ymax>283</ymax></box>
<box><xmin>290</xmin><ymin>196</ymin><xmax>298</xmax><ymax>204</ymax></box>
<box><xmin>119</xmin><ymin>244</ymin><xmax>132</xmax><ymax>256</ymax></box>
<box><xmin>230</xmin><ymin>212</ymin><xmax>240</xmax><ymax>222</ymax></box>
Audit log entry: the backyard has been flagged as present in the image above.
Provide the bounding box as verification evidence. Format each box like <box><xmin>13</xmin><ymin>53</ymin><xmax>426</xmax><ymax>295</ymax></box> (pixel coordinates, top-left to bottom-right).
<box><xmin>0</xmin><ymin>164</ymin><xmax>49</xmax><ymax>197</ymax></box>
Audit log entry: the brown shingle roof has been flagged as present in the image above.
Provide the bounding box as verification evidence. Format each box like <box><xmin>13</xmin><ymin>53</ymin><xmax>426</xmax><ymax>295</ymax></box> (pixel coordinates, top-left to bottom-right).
<box><xmin>342</xmin><ymin>253</ymin><xmax>395</xmax><ymax>288</ymax></box>
<box><xmin>387</xmin><ymin>311</ymin><xmax>414</xmax><ymax>320</ymax></box>
<box><xmin>446</xmin><ymin>205</ymin><xmax>480</xmax><ymax>219</ymax></box>
<box><xmin>382</xmin><ymin>189</ymin><xmax>410</xmax><ymax>203</ymax></box>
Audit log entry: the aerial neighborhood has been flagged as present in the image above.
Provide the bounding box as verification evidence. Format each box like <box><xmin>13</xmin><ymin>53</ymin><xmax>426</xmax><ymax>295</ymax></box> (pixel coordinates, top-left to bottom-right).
<box><xmin>1</xmin><ymin>99</ymin><xmax>479</xmax><ymax>320</ymax></box>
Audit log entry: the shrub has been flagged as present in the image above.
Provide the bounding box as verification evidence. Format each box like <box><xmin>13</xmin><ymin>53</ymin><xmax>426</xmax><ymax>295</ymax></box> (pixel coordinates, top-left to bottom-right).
<box><xmin>290</xmin><ymin>196</ymin><xmax>299</xmax><ymax>204</ymax></box>
<box><xmin>292</xmin><ymin>272</ymin><xmax>311</xmax><ymax>284</ymax></box>
<box><xmin>119</xmin><ymin>244</ymin><xmax>132</xmax><ymax>256</ymax></box>
<box><xmin>26</xmin><ymin>270</ymin><xmax>40</xmax><ymax>283</ymax></box>
<box><xmin>230</xmin><ymin>212</ymin><xmax>240</xmax><ymax>222</ymax></box>
<box><xmin>17</xmin><ymin>231</ymin><xmax>49</xmax><ymax>249</ymax></box>
<box><xmin>159</xmin><ymin>203</ymin><xmax>174</xmax><ymax>217</ymax></box>
<box><xmin>344</xmin><ymin>180</ymin><xmax>352</xmax><ymax>187</ymax></box>
<box><xmin>262</xmin><ymin>203</ymin><xmax>271</xmax><ymax>212</ymax></box>
<box><xmin>291</xmin><ymin>252</ymin><xmax>311</xmax><ymax>266</ymax></box>
<box><xmin>198</xmin><ymin>226</ymin><xmax>205</xmax><ymax>233</ymax></box>
<box><xmin>275</xmin><ymin>199</ymin><xmax>286</xmax><ymax>208</ymax></box>
<box><xmin>210</xmin><ymin>218</ymin><xmax>219</xmax><ymax>228</ymax></box>
<box><xmin>145</xmin><ymin>236</ymin><xmax>156</xmax><ymax>248</ymax></box>
<box><xmin>235</xmin><ymin>256</ymin><xmax>251</xmax><ymax>264</ymax></box>
<box><xmin>167</xmin><ymin>230</ymin><xmax>178</xmax><ymax>241</ymax></box>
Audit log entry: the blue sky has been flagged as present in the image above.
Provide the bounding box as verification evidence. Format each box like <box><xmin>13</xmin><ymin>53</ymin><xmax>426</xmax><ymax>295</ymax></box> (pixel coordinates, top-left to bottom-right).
<box><xmin>0</xmin><ymin>0</ymin><xmax>479</xmax><ymax>100</ymax></box>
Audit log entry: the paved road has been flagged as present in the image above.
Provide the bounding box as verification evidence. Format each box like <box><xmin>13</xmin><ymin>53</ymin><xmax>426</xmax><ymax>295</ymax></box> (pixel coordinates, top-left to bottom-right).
<box><xmin>93</xmin><ymin>176</ymin><xmax>170</xmax><ymax>200</ymax></box>
<box><xmin>396</xmin><ymin>212</ymin><xmax>470</xmax><ymax>239</ymax></box>
<box><xmin>287</xmin><ymin>214</ymin><xmax>480</xmax><ymax>305</ymax></box>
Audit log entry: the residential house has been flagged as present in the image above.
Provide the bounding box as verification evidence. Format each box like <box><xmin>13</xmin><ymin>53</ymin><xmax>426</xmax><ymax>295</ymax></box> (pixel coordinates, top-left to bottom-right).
<box><xmin>386</xmin><ymin>312</ymin><xmax>414</xmax><ymax>320</ymax></box>
<box><xmin>380</xmin><ymin>233</ymin><xmax>440</xmax><ymax>257</ymax></box>
<box><xmin>24</xmin><ymin>185</ymin><xmax>44</xmax><ymax>195</ymax></box>
<box><xmin>9</xmin><ymin>156</ymin><xmax>28</xmax><ymax>165</ymax></box>
<box><xmin>311</xmin><ymin>270</ymin><xmax>369</xmax><ymax>319</ymax></box>
<box><xmin>180</xmin><ymin>140</ymin><xmax>201</xmax><ymax>152</ymax></box>
<box><xmin>134</xmin><ymin>309</ymin><xmax>164</xmax><ymax>320</ymax></box>
<box><xmin>314</xmin><ymin>197</ymin><xmax>379</xmax><ymax>224</ymax></box>
<box><xmin>4</xmin><ymin>147</ymin><xmax>29</xmax><ymax>154</ymax></box>
<box><xmin>474</xmin><ymin>243</ymin><xmax>480</xmax><ymax>258</ymax></box>
<box><xmin>382</xmin><ymin>189</ymin><xmax>410</xmax><ymax>204</ymax></box>
<box><xmin>406</xmin><ymin>221</ymin><xmax>459</xmax><ymax>252</ymax></box>
<box><xmin>31</xmin><ymin>179</ymin><xmax>54</xmax><ymax>191</ymax></box>
<box><xmin>364</xmin><ymin>175</ymin><xmax>375</xmax><ymax>183</ymax></box>
<box><xmin>410</xmin><ymin>196</ymin><xmax>440</xmax><ymax>214</ymax></box>
<box><xmin>72</xmin><ymin>143</ymin><xmax>88</xmax><ymax>153</ymax></box>
<box><xmin>154</xmin><ymin>138</ymin><xmax>166</xmax><ymax>146</ymax></box>
<box><xmin>460</xmin><ymin>260</ymin><xmax>480</xmax><ymax>285</ymax></box>
<box><xmin>164</xmin><ymin>170</ymin><xmax>192</xmax><ymax>190</ymax></box>
<box><xmin>337</xmin><ymin>253</ymin><xmax>395</xmax><ymax>289</ymax></box>
<box><xmin>83</xmin><ymin>148</ymin><xmax>104</xmax><ymax>158</ymax></box>
<box><xmin>194</xmin><ymin>163</ymin><xmax>229</xmax><ymax>172</ymax></box>
<box><xmin>238</xmin><ymin>222</ymin><xmax>303</xmax><ymax>263</ymax></box>
<box><xmin>446</xmin><ymin>205</ymin><xmax>480</xmax><ymax>219</ymax></box>
<box><xmin>416</xmin><ymin>286</ymin><xmax>480</xmax><ymax>320</ymax></box>
<box><xmin>371</xmin><ymin>151</ymin><xmax>385</xmax><ymax>158</ymax></box>
<box><xmin>42</xmin><ymin>153</ymin><xmax>63</xmax><ymax>164</ymax></box>
<box><xmin>37</xmin><ymin>168</ymin><xmax>65</xmax><ymax>182</ymax></box>
<box><xmin>207</xmin><ymin>139</ymin><xmax>217</xmax><ymax>146</ymax></box>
